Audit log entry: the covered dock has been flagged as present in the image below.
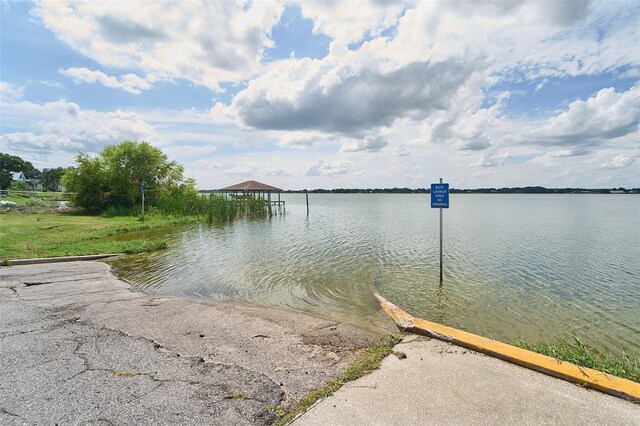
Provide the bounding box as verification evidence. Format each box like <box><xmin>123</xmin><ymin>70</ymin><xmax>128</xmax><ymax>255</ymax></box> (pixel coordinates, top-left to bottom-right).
<box><xmin>219</xmin><ymin>180</ymin><xmax>285</xmax><ymax>212</ymax></box>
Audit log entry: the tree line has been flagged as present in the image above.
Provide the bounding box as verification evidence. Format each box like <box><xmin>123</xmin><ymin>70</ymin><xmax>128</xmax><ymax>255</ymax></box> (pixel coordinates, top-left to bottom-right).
<box><xmin>0</xmin><ymin>153</ymin><xmax>69</xmax><ymax>191</ymax></box>
<box><xmin>284</xmin><ymin>186</ymin><xmax>638</xmax><ymax>194</ymax></box>
<box><xmin>3</xmin><ymin>141</ymin><xmax>269</xmax><ymax>220</ymax></box>
<box><xmin>2</xmin><ymin>142</ymin><xmax>194</xmax><ymax>214</ymax></box>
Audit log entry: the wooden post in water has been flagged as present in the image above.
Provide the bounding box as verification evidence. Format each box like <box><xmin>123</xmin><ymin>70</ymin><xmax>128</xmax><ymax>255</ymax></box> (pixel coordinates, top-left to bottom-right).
<box><xmin>439</xmin><ymin>177</ymin><xmax>443</xmax><ymax>284</ymax></box>
<box><xmin>305</xmin><ymin>190</ymin><xmax>309</xmax><ymax>216</ymax></box>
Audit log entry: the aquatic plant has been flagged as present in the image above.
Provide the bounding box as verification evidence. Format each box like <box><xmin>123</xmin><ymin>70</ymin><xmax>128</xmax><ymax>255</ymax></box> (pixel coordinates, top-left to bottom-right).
<box><xmin>156</xmin><ymin>190</ymin><xmax>269</xmax><ymax>222</ymax></box>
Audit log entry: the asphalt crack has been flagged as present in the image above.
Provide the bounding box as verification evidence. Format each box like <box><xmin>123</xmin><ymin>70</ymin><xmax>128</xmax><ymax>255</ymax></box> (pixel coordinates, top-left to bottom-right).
<box><xmin>0</xmin><ymin>407</ymin><xmax>21</xmax><ymax>418</ymax></box>
<box><xmin>23</xmin><ymin>281</ymin><xmax>54</xmax><ymax>287</ymax></box>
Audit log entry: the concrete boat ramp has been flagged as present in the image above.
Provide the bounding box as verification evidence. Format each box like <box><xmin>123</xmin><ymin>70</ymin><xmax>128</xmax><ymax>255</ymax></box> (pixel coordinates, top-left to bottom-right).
<box><xmin>0</xmin><ymin>261</ymin><xmax>386</xmax><ymax>425</ymax></box>
<box><xmin>294</xmin><ymin>335</ymin><xmax>639</xmax><ymax>426</ymax></box>
<box><xmin>1</xmin><ymin>261</ymin><xmax>638</xmax><ymax>425</ymax></box>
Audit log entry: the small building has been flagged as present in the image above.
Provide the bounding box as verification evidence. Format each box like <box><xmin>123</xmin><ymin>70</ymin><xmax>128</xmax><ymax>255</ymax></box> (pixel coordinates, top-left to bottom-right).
<box><xmin>30</xmin><ymin>179</ymin><xmax>43</xmax><ymax>191</ymax></box>
<box><xmin>11</xmin><ymin>171</ymin><xmax>26</xmax><ymax>182</ymax></box>
<box><xmin>219</xmin><ymin>180</ymin><xmax>284</xmax><ymax>210</ymax></box>
<box><xmin>10</xmin><ymin>171</ymin><xmax>42</xmax><ymax>190</ymax></box>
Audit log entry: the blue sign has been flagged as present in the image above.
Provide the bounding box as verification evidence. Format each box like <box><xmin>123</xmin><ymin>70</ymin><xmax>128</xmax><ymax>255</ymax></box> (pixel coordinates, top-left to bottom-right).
<box><xmin>431</xmin><ymin>183</ymin><xmax>449</xmax><ymax>208</ymax></box>
<box><xmin>141</xmin><ymin>184</ymin><xmax>145</xmax><ymax>194</ymax></box>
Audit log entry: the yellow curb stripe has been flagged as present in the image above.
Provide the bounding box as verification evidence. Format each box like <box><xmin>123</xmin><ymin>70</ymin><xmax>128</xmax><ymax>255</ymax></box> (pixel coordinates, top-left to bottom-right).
<box><xmin>374</xmin><ymin>293</ymin><xmax>640</xmax><ymax>402</ymax></box>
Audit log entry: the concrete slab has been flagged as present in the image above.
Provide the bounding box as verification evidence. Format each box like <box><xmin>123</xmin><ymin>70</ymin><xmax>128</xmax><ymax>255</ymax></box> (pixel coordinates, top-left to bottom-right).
<box><xmin>294</xmin><ymin>336</ymin><xmax>640</xmax><ymax>426</ymax></box>
<box><xmin>0</xmin><ymin>261</ymin><xmax>388</xmax><ymax>425</ymax></box>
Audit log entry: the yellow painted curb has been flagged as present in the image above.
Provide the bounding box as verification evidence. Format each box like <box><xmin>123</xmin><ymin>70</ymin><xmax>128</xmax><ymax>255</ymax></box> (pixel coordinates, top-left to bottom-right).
<box><xmin>374</xmin><ymin>293</ymin><xmax>640</xmax><ymax>402</ymax></box>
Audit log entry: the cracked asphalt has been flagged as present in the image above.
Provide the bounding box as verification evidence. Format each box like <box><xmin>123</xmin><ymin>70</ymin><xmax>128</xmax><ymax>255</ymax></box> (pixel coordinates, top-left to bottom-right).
<box><xmin>0</xmin><ymin>261</ymin><xmax>390</xmax><ymax>425</ymax></box>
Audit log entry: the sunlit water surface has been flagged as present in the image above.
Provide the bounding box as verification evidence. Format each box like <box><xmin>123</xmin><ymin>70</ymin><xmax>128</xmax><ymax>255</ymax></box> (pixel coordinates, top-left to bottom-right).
<box><xmin>110</xmin><ymin>194</ymin><xmax>640</xmax><ymax>353</ymax></box>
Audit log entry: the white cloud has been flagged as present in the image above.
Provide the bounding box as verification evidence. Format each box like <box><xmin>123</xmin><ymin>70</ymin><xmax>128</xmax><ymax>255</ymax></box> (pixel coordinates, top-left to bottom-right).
<box><xmin>473</xmin><ymin>150</ymin><xmax>511</xmax><ymax>168</ymax></box>
<box><xmin>210</xmin><ymin>102</ymin><xmax>235</xmax><ymax>124</ymax></box>
<box><xmin>226</xmin><ymin>41</ymin><xmax>477</xmax><ymax>136</ymax></box>
<box><xmin>550</xmin><ymin>148</ymin><xmax>592</xmax><ymax>157</ymax></box>
<box><xmin>60</xmin><ymin>67</ymin><xmax>154</xmax><ymax>94</ymax></box>
<box><xmin>274</xmin><ymin>131</ymin><xmax>338</xmax><ymax>149</ymax></box>
<box><xmin>0</xmin><ymin>96</ymin><xmax>158</xmax><ymax>161</ymax></box>
<box><xmin>265</xmin><ymin>167</ymin><xmax>291</xmax><ymax>177</ymax></box>
<box><xmin>1</xmin><ymin>81</ymin><xmax>25</xmax><ymax>101</ymax></box>
<box><xmin>391</xmin><ymin>1</ymin><xmax>638</xmax><ymax>79</ymax></box>
<box><xmin>305</xmin><ymin>159</ymin><xmax>352</xmax><ymax>176</ymax></box>
<box><xmin>34</xmin><ymin>1</ymin><xmax>285</xmax><ymax>91</ymax></box>
<box><xmin>5</xmin><ymin>2</ymin><xmax>640</xmax><ymax>189</ymax></box>
<box><xmin>224</xmin><ymin>164</ymin><xmax>258</xmax><ymax>178</ymax></box>
<box><xmin>297</xmin><ymin>1</ymin><xmax>406</xmax><ymax>45</ymax></box>
<box><xmin>525</xmin><ymin>84</ymin><xmax>640</xmax><ymax>147</ymax></box>
<box><xmin>394</xmin><ymin>145</ymin><xmax>410</xmax><ymax>157</ymax></box>
<box><xmin>597</xmin><ymin>153</ymin><xmax>637</xmax><ymax>169</ymax></box>
<box><xmin>219</xmin><ymin>1</ymin><xmax>640</xmax><ymax>164</ymax></box>
<box><xmin>341</xmin><ymin>135</ymin><xmax>388</xmax><ymax>153</ymax></box>
<box><xmin>472</xmin><ymin>169</ymin><xmax>498</xmax><ymax>178</ymax></box>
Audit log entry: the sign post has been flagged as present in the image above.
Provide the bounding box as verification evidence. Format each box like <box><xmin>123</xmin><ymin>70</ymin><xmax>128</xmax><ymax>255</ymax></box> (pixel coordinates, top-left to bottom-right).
<box><xmin>431</xmin><ymin>178</ymin><xmax>449</xmax><ymax>283</ymax></box>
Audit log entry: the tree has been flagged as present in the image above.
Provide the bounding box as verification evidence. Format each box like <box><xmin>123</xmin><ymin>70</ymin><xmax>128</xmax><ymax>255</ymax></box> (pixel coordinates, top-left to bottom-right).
<box><xmin>62</xmin><ymin>141</ymin><xmax>187</xmax><ymax>212</ymax></box>
<box><xmin>0</xmin><ymin>153</ymin><xmax>41</xmax><ymax>189</ymax></box>
<box><xmin>0</xmin><ymin>169</ymin><xmax>10</xmax><ymax>190</ymax></box>
<box><xmin>62</xmin><ymin>154</ymin><xmax>109</xmax><ymax>212</ymax></box>
<box><xmin>101</xmin><ymin>140</ymin><xmax>184</xmax><ymax>208</ymax></box>
<box><xmin>40</xmin><ymin>167</ymin><xmax>68</xmax><ymax>192</ymax></box>
<box><xmin>10</xmin><ymin>180</ymin><xmax>31</xmax><ymax>191</ymax></box>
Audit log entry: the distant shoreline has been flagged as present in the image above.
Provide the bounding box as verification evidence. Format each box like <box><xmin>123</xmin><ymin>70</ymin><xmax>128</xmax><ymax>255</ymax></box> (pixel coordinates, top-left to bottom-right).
<box><xmin>200</xmin><ymin>186</ymin><xmax>639</xmax><ymax>195</ymax></box>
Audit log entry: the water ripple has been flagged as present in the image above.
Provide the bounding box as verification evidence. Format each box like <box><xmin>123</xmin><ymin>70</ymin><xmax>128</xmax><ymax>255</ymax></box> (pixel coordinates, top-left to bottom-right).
<box><xmin>110</xmin><ymin>194</ymin><xmax>640</xmax><ymax>353</ymax></box>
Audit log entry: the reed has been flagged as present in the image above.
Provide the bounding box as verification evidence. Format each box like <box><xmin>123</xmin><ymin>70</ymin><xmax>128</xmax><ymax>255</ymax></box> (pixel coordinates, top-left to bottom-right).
<box><xmin>203</xmin><ymin>193</ymin><xmax>237</xmax><ymax>223</ymax></box>
<box><xmin>234</xmin><ymin>195</ymin><xmax>268</xmax><ymax>218</ymax></box>
<box><xmin>156</xmin><ymin>191</ymin><xmax>268</xmax><ymax>222</ymax></box>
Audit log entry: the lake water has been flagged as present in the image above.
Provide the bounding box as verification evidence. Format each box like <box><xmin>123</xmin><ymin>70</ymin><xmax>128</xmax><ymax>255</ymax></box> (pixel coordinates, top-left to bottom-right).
<box><xmin>110</xmin><ymin>194</ymin><xmax>640</xmax><ymax>353</ymax></box>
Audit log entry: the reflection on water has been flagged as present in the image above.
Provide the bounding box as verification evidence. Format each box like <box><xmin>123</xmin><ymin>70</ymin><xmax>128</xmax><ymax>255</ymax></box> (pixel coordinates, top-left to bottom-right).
<box><xmin>110</xmin><ymin>194</ymin><xmax>640</xmax><ymax>353</ymax></box>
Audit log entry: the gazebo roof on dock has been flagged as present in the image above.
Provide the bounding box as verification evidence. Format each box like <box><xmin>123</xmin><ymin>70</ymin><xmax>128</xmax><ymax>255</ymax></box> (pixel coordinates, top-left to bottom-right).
<box><xmin>219</xmin><ymin>180</ymin><xmax>282</xmax><ymax>192</ymax></box>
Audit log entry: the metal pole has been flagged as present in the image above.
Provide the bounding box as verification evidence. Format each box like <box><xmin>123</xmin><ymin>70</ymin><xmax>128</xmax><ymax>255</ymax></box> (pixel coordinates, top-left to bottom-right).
<box><xmin>306</xmin><ymin>191</ymin><xmax>309</xmax><ymax>216</ymax></box>
<box><xmin>439</xmin><ymin>177</ymin><xmax>443</xmax><ymax>284</ymax></box>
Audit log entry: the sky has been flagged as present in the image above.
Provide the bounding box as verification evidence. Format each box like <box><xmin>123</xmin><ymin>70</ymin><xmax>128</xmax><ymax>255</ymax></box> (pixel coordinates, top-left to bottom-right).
<box><xmin>1</xmin><ymin>0</ymin><xmax>639</xmax><ymax>190</ymax></box>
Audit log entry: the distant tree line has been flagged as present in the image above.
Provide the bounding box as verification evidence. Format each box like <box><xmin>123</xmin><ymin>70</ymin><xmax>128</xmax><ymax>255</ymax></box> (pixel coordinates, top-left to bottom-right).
<box><xmin>283</xmin><ymin>186</ymin><xmax>639</xmax><ymax>194</ymax></box>
<box><xmin>285</xmin><ymin>188</ymin><xmax>429</xmax><ymax>194</ymax></box>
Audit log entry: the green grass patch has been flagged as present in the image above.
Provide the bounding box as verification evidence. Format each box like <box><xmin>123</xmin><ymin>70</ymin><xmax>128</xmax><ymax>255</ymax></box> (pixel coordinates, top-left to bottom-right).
<box><xmin>514</xmin><ymin>336</ymin><xmax>639</xmax><ymax>383</ymax></box>
<box><xmin>273</xmin><ymin>334</ymin><xmax>402</xmax><ymax>426</ymax></box>
<box><xmin>2</xmin><ymin>191</ymin><xmax>65</xmax><ymax>207</ymax></box>
<box><xmin>228</xmin><ymin>390</ymin><xmax>246</xmax><ymax>399</ymax></box>
<box><xmin>0</xmin><ymin>212</ymin><xmax>194</xmax><ymax>260</ymax></box>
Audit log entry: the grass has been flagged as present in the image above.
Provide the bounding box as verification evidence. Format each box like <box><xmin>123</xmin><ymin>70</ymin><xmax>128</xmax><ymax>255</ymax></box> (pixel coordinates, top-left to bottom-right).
<box><xmin>514</xmin><ymin>336</ymin><xmax>639</xmax><ymax>383</ymax></box>
<box><xmin>0</xmin><ymin>191</ymin><xmax>273</xmax><ymax>260</ymax></box>
<box><xmin>228</xmin><ymin>390</ymin><xmax>246</xmax><ymax>399</ymax></box>
<box><xmin>1</xmin><ymin>191</ymin><xmax>65</xmax><ymax>207</ymax></box>
<box><xmin>0</xmin><ymin>212</ymin><xmax>197</xmax><ymax>260</ymax></box>
<box><xmin>273</xmin><ymin>334</ymin><xmax>402</xmax><ymax>426</ymax></box>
